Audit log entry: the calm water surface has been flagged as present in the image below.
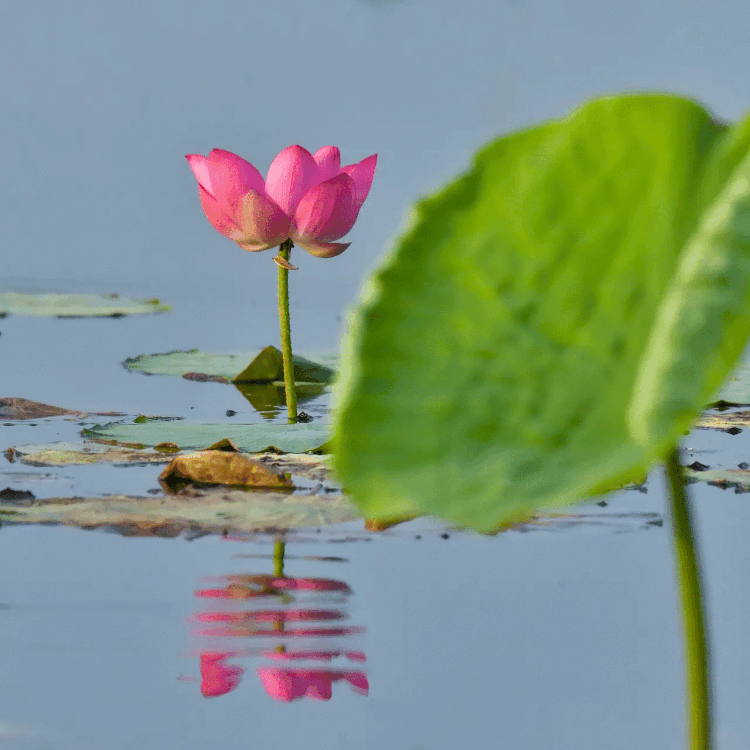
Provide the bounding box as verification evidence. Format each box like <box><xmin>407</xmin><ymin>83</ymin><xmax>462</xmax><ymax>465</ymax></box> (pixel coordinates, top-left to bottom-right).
<box><xmin>4</xmin><ymin>0</ymin><xmax>750</xmax><ymax>747</ymax></box>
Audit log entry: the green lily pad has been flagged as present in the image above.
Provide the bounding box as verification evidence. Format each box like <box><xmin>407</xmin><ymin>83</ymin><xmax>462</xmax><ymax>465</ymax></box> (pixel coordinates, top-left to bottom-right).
<box><xmin>123</xmin><ymin>346</ymin><xmax>336</xmax><ymax>383</ymax></box>
<box><xmin>82</xmin><ymin>421</ymin><xmax>330</xmax><ymax>453</ymax></box>
<box><xmin>334</xmin><ymin>93</ymin><xmax>750</xmax><ymax>532</ymax></box>
<box><xmin>0</xmin><ymin>292</ymin><xmax>169</xmax><ymax>317</ymax></box>
<box><xmin>0</xmin><ymin>489</ymin><xmax>359</xmax><ymax>535</ymax></box>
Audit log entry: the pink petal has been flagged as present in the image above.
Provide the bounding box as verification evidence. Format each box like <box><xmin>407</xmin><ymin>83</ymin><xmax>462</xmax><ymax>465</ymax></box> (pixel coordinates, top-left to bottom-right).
<box><xmin>185</xmin><ymin>154</ymin><xmax>214</xmax><ymax>195</ymax></box>
<box><xmin>293</xmin><ymin>173</ymin><xmax>358</xmax><ymax>243</ymax></box>
<box><xmin>206</xmin><ymin>149</ymin><xmax>266</xmax><ymax>206</ymax></box>
<box><xmin>264</xmin><ymin>145</ymin><xmax>318</xmax><ymax>216</ymax></box>
<box><xmin>236</xmin><ymin>239</ymin><xmax>276</xmax><ymax>252</ymax></box>
<box><xmin>295</xmin><ymin>240</ymin><xmax>351</xmax><ymax>258</ymax></box>
<box><xmin>197</xmin><ymin>185</ymin><xmax>240</xmax><ymax>238</ymax></box>
<box><xmin>342</xmin><ymin>153</ymin><xmax>377</xmax><ymax>211</ymax></box>
<box><xmin>313</xmin><ymin>146</ymin><xmax>341</xmax><ymax>184</ymax></box>
<box><xmin>231</xmin><ymin>189</ymin><xmax>291</xmax><ymax>249</ymax></box>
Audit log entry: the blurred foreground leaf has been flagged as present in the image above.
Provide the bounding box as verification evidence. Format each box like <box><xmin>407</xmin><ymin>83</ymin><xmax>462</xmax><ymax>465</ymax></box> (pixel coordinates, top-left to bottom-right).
<box><xmin>334</xmin><ymin>93</ymin><xmax>750</xmax><ymax>531</ymax></box>
<box><xmin>0</xmin><ymin>292</ymin><xmax>169</xmax><ymax>317</ymax></box>
<box><xmin>82</xmin><ymin>421</ymin><xmax>329</xmax><ymax>453</ymax></box>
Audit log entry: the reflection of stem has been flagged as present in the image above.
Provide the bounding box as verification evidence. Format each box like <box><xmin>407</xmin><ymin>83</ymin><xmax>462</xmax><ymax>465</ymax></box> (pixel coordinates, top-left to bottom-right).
<box><xmin>273</xmin><ymin>539</ymin><xmax>286</xmax><ymax>649</ymax></box>
<box><xmin>277</xmin><ymin>238</ymin><xmax>298</xmax><ymax>423</ymax></box>
<box><xmin>273</xmin><ymin>539</ymin><xmax>285</xmax><ymax>578</ymax></box>
<box><xmin>665</xmin><ymin>447</ymin><xmax>712</xmax><ymax>750</ymax></box>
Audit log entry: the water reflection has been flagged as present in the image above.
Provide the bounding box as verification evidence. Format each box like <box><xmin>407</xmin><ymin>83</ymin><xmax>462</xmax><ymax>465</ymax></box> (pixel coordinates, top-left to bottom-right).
<box><xmin>233</xmin><ymin>382</ymin><xmax>326</xmax><ymax>419</ymax></box>
<box><xmin>189</xmin><ymin>539</ymin><xmax>368</xmax><ymax>702</ymax></box>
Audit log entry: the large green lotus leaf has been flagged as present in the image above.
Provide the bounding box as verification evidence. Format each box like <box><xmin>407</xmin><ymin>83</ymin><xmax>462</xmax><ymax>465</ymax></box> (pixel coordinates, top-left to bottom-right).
<box><xmin>123</xmin><ymin>346</ymin><xmax>336</xmax><ymax>383</ymax></box>
<box><xmin>82</xmin><ymin>421</ymin><xmax>330</xmax><ymax>453</ymax></box>
<box><xmin>0</xmin><ymin>292</ymin><xmax>169</xmax><ymax>317</ymax></box>
<box><xmin>333</xmin><ymin>93</ymin><xmax>750</xmax><ymax>532</ymax></box>
<box><xmin>712</xmin><ymin>361</ymin><xmax>750</xmax><ymax>405</ymax></box>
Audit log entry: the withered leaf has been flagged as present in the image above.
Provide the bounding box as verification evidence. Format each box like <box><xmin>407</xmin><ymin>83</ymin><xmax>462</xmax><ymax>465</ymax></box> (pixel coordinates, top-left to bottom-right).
<box><xmin>159</xmin><ymin>450</ymin><xmax>293</xmax><ymax>492</ymax></box>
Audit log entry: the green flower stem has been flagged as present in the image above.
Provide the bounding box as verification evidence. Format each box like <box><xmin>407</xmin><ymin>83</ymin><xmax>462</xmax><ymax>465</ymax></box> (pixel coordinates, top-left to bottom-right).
<box><xmin>277</xmin><ymin>239</ymin><xmax>297</xmax><ymax>423</ymax></box>
<box><xmin>273</xmin><ymin>538</ymin><xmax>285</xmax><ymax>578</ymax></box>
<box><xmin>665</xmin><ymin>446</ymin><xmax>712</xmax><ymax>750</ymax></box>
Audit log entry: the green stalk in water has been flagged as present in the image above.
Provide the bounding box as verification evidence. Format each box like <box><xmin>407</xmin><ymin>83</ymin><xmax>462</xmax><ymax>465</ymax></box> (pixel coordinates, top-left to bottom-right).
<box><xmin>276</xmin><ymin>239</ymin><xmax>298</xmax><ymax>423</ymax></box>
<box><xmin>665</xmin><ymin>446</ymin><xmax>712</xmax><ymax>750</ymax></box>
<box><xmin>273</xmin><ymin>538</ymin><xmax>286</xmax><ymax>578</ymax></box>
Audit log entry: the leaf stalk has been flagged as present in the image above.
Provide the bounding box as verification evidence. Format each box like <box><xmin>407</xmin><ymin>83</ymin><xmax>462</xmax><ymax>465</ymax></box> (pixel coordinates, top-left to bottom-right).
<box><xmin>665</xmin><ymin>446</ymin><xmax>712</xmax><ymax>750</ymax></box>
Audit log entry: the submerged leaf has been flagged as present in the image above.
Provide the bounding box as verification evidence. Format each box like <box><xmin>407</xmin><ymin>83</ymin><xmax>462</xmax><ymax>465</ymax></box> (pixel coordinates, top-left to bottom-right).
<box><xmin>0</xmin><ymin>292</ymin><xmax>169</xmax><ymax>317</ymax></box>
<box><xmin>334</xmin><ymin>93</ymin><xmax>750</xmax><ymax>531</ymax></box>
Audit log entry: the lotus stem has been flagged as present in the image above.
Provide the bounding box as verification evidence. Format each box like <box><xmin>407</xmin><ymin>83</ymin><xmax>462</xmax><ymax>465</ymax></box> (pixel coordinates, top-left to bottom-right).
<box><xmin>277</xmin><ymin>239</ymin><xmax>298</xmax><ymax>423</ymax></box>
<box><xmin>273</xmin><ymin>538</ymin><xmax>285</xmax><ymax>578</ymax></box>
<box><xmin>665</xmin><ymin>446</ymin><xmax>712</xmax><ymax>750</ymax></box>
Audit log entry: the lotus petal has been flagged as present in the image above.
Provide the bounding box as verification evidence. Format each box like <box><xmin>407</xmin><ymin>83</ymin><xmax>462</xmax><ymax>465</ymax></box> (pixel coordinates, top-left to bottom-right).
<box><xmin>197</xmin><ymin>185</ymin><xmax>240</xmax><ymax>238</ymax></box>
<box><xmin>293</xmin><ymin>173</ymin><xmax>358</xmax><ymax>242</ymax></box>
<box><xmin>342</xmin><ymin>153</ymin><xmax>378</xmax><ymax>211</ymax></box>
<box><xmin>265</xmin><ymin>145</ymin><xmax>318</xmax><ymax>216</ymax></box>
<box><xmin>232</xmin><ymin>189</ymin><xmax>291</xmax><ymax>249</ymax></box>
<box><xmin>313</xmin><ymin>146</ymin><xmax>341</xmax><ymax>184</ymax></box>
<box><xmin>294</xmin><ymin>240</ymin><xmax>351</xmax><ymax>258</ymax></box>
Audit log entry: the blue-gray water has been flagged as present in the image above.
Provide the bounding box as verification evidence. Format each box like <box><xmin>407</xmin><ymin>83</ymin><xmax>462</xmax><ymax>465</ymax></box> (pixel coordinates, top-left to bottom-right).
<box><xmin>4</xmin><ymin>1</ymin><xmax>750</xmax><ymax>748</ymax></box>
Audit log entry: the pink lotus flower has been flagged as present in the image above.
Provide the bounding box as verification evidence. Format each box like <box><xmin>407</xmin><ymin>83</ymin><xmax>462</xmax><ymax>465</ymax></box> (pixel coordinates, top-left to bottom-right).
<box><xmin>186</xmin><ymin>145</ymin><xmax>377</xmax><ymax>259</ymax></box>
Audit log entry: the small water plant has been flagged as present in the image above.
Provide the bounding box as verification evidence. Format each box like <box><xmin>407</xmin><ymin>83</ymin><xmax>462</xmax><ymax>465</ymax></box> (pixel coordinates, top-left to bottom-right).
<box><xmin>334</xmin><ymin>93</ymin><xmax>750</xmax><ymax>749</ymax></box>
<box><xmin>186</xmin><ymin>145</ymin><xmax>377</xmax><ymax>422</ymax></box>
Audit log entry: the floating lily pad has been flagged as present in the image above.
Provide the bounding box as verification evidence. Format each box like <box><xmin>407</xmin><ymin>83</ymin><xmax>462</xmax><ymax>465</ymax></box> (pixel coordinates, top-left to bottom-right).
<box><xmin>123</xmin><ymin>346</ymin><xmax>336</xmax><ymax>384</ymax></box>
<box><xmin>0</xmin><ymin>292</ymin><xmax>169</xmax><ymax>317</ymax></box>
<box><xmin>694</xmin><ymin>411</ymin><xmax>750</xmax><ymax>430</ymax></box>
<box><xmin>0</xmin><ymin>488</ymin><xmax>360</xmax><ymax>535</ymax></box>
<box><xmin>6</xmin><ymin>442</ymin><xmax>174</xmax><ymax>466</ymax></box>
<box><xmin>81</xmin><ymin>421</ymin><xmax>330</xmax><ymax>453</ymax></box>
<box><xmin>684</xmin><ymin>467</ymin><xmax>750</xmax><ymax>491</ymax></box>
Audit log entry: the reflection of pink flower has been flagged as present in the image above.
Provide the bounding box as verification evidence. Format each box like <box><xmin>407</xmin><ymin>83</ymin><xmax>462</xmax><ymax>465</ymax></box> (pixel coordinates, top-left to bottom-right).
<box><xmin>257</xmin><ymin>667</ymin><xmax>369</xmax><ymax>702</ymax></box>
<box><xmin>193</xmin><ymin>624</ymin><xmax>363</xmax><ymax>638</ymax></box>
<box><xmin>199</xmin><ymin>652</ymin><xmax>244</xmax><ymax>698</ymax></box>
<box><xmin>186</xmin><ymin>146</ymin><xmax>377</xmax><ymax>258</ymax></box>
<box><xmin>194</xmin><ymin>576</ymin><xmax>351</xmax><ymax>599</ymax></box>
<box><xmin>263</xmin><ymin>651</ymin><xmax>366</xmax><ymax>662</ymax></box>
<box><xmin>193</xmin><ymin>609</ymin><xmax>343</xmax><ymax>624</ymax></box>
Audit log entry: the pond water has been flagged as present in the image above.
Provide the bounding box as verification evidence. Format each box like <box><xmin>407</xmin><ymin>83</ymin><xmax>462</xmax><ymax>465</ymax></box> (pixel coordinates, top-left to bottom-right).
<box><xmin>4</xmin><ymin>0</ymin><xmax>750</xmax><ymax>747</ymax></box>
